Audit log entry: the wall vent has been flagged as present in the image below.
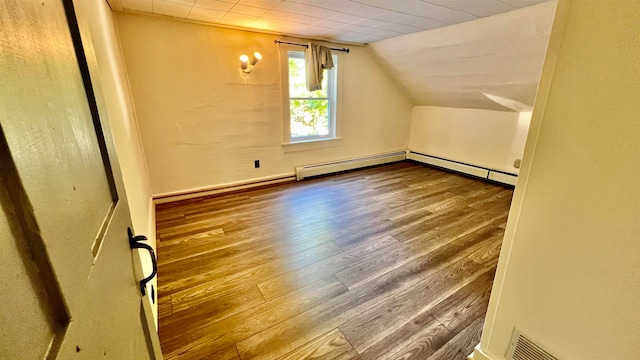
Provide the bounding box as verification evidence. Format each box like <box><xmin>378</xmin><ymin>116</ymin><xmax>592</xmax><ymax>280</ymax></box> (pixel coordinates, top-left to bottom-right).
<box><xmin>506</xmin><ymin>329</ymin><xmax>560</xmax><ymax>360</ymax></box>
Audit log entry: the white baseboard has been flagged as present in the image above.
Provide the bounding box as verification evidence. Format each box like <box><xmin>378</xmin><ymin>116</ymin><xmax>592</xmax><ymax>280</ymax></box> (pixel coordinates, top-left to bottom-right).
<box><xmin>153</xmin><ymin>150</ymin><xmax>516</xmax><ymax>204</ymax></box>
<box><xmin>472</xmin><ymin>344</ymin><xmax>495</xmax><ymax>360</ymax></box>
<box><xmin>407</xmin><ymin>151</ymin><xmax>517</xmax><ymax>187</ymax></box>
<box><xmin>488</xmin><ymin>171</ymin><xmax>518</xmax><ymax>186</ymax></box>
<box><xmin>153</xmin><ymin>152</ymin><xmax>405</xmax><ymax>204</ymax></box>
<box><xmin>153</xmin><ymin>173</ymin><xmax>296</xmax><ymax>204</ymax></box>
<box><xmin>295</xmin><ymin>151</ymin><xmax>406</xmax><ymax>181</ymax></box>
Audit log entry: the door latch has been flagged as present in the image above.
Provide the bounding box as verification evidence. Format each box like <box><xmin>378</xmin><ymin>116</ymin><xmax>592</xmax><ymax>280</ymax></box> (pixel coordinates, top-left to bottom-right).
<box><xmin>128</xmin><ymin>228</ymin><xmax>157</xmax><ymax>297</ymax></box>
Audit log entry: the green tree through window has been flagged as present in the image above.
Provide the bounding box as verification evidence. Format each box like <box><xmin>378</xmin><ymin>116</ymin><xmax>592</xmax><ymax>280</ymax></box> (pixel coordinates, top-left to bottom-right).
<box><xmin>288</xmin><ymin>52</ymin><xmax>336</xmax><ymax>140</ymax></box>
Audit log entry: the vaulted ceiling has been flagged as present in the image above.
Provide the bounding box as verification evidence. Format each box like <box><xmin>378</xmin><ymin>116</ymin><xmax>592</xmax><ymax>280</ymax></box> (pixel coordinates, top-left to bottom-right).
<box><xmin>106</xmin><ymin>0</ymin><xmax>550</xmax><ymax>44</ymax></box>
<box><xmin>369</xmin><ymin>1</ymin><xmax>556</xmax><ymax>111</ymax></box>
<box><xmin>106</xmin><ymin>0</ymin><xmax>556</xmax><ymax>111</ymax></box>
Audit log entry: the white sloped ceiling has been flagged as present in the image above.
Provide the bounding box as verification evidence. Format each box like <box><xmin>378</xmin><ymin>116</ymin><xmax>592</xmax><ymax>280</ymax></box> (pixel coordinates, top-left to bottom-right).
<box><xmin>369</xmin><ymin>1</ymin><xmax>557</xmax><ymax>111</ymax></box>
<box><xmin>108</xmin><ymin>0</ymin><xmax>551</xmax><ymax>44</ymax></box>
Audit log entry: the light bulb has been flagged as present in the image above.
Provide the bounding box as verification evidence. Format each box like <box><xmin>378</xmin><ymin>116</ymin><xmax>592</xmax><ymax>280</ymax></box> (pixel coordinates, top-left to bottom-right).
<box><xmin>240</xmin><ymin>54</ymin><xmax>249</xmax><ymax>70</ymax></box>
<box><xmin>250</xmin><ymin>52</ymin><xmax>262</xmax><ymax>66</ymax></box>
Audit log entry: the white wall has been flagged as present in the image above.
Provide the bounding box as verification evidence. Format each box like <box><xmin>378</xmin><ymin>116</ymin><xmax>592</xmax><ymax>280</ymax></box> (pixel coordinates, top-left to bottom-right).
<box><xmin>477</xmin><ymin>0</ymin><xmax>640</xmax><ymax>359</ymax></box>
<box><xmin>115</xmin><ymin>13</ymin><xmax>413</xmax><ymax>197</ymax></box>
<box><xmin>75</xmin><ymin>0</ymin><xmax>156</xmax><ymax>321</ymax></box>
<box><xmin>369</xmin><ymin>2</ymin><xmax>556</xmax><ymax>111</ymax></box>
<box><xmin>409</xmin><ymin>107</ymin><xmax>530</xmax><ymax>174</ymax></box>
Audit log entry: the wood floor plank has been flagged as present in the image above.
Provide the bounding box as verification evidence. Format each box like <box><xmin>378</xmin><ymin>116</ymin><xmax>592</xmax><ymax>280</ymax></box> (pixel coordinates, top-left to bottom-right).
<box><xmin>161</xmin><ymin>276</ymin><xmax>348</xmax><ymax>359</ymax></box>
<box><xmin>352</xmin><ymin>311</ymin><xmax>447</xmax><ymax>360</ymax></box>
<box><xmin>155</xmin><ymin>210</ymin><xmax>185</xmax><ymax>224</ymax></box>
<box><xmin>157</xmin><ymin>255</ymin><xmax>204</xmax><ymax>284</ymax></box>
<box><xmin>396</xmin><ymin>205</ymin><xmax>507</xmax><ymax>246</ymax></box>
<box><xmin>169</xmin><ymin>283</ymin><xmax>264</xmax><ymax>317</ymax></box>
<box><xmin>420</xmin><ymin>192</ymin><xmax>467</xmax><ymax>212</ymax></box>
<box><xmin>383</xmin><ymin>190</ymin><xmax>448</xmax><ymax>216</ymax></box>
<box><xmin>491</xmin><ymin>214</ymin><xmax>510</xmax><ymax>229</ymax></box>
<box><xmin>199</xmin><ymin>239</ymin><xmax>277</xmax><ymax>266</ymax></box>
<box><xmin>158</xmin><ymin>247</ymin><xmax>278</xmax><ymax>296</ymax></box>
<box><xmin>333</xmin><ymin>220</ymin><xmax>503</xmax><ymax>291</ymax></box>
<box><xmin>234</xmin><ymin>225</ymin><xmax>500</xmax><ymax>359</ymax></box>
<box><xmin>157</xmin><ymin>228</ymin><xmax>225</xmax><ymax>249</ymax></box>
<box><xmin>157</xmin><ymin>294</ymin><xmax>172</xmax><ymax>319</ymax></box>
<box><xmin>454</xmin><ymin>183</ymin><xmax>506</xmax><ymax>201</ymax></box>
<box><xmin>466</xmin><ymin>189</ymin><xmax>513</xmax><ymax>210</ymax></box>
<box><xmin>169</xmin><ymin>345</ymin><xmax>239</xmax><ymax>360</ymax></box>
<box><xmin>428</xmin><ymin>269</ymin><xmax>495</xmax><ymax>333</ymax></box>
<box><xmin>425</xmin><ymin>317</ymin><xmax>484</xmax><ymax>360</ymax></box>
<box><xmin>389</xmin><ymin>208</ymin><xmax>469</xmax><ymax>242</ymax></box>
<box><xmin>277</xmin><ymin>329</ymin><xmax>358</xmax><ymax>360</ymax></box>
<box><xmin>234</xmin><ymin>265</ymin><xmax>427</xmax><ymax>359</ymax></box>
<box><xmin>157</xmin><ymin>229</ymin><xmax>227</xmax><ymax>266</ymax></box>
<box><xmin>351</xmin><ymin>267</ymin><xmax>494</xmax><ymax>360</ymax></box>
<box><xmin>468</xmin><ymin>235</ymin><xmax>504</xmax><ymax>268</ymax></box>
<box><xmin>169</xmin><ymin>241</ymin><xmax>343</xmax><ymax>310</ymax></box>
<box><xmin>334</xmin><ymin>240</ymin><xmax>424</xmax><ymax>289</ymax></box>
<box><xmin>155</xmin><ymin>161</ymin><xmax>514</xmax><ymax>359</ymax></box>
<box><xmin>339</xmin><ymin>259</ymin><xmax>488</xmax><ymax>353</ymax></box>
<box><xmin>257</xmin><ymin>235</ymin><xmax>401</xmax><ymax>300</ymax></box>
<box><xmin>330</xmin><ymin>203</ymin><xmax>392</xmax><ymax>228</ymax></box>
<box><xmin>157</xmin><ymin>219</ymin><xmax>240</xmax><ymax>242</ymax></box>
<box><xmin>217</xmin><ymin>218</ymin><xmax>345</xmax><ymax>258</ymax></box>
<box><xmin>331</xmin><ymin>214</ymin><xmax>420</xmax><ymax>250</ymax></box>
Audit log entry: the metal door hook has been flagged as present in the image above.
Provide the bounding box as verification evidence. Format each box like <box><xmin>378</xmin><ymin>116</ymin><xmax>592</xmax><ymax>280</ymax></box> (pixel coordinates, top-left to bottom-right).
<box><xmin>128</xmin><ymin>228</ymin><xmax>157</xmax><ymax>297</ymax></box>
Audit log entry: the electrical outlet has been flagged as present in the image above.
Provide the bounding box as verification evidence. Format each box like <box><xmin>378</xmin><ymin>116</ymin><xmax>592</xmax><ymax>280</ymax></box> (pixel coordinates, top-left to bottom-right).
<box><xmin>513</xmin><ymin>159</ymin><xmax>521</xmax><ymax>169</ymax></box>
<box><xmin>254</xmin><ymin>160</ymin><xmax>260</xmax><ymax>168</ymax></box>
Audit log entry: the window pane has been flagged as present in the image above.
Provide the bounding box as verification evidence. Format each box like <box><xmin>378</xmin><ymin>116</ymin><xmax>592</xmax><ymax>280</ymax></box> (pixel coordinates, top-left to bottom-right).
<box><xmin>288</xmin><ymin>54</ymin><xmax>328</xmax><ymax>98</ymax></box>
<box><xmin>290</xmin><ymin>99</ymin><xmax>330</xmax><ymax>137</ymax></box>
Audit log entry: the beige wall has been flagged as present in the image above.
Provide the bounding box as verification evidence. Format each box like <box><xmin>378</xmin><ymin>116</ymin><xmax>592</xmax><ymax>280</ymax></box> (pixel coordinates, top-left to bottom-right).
<box><xmin>115</xmin><ymin>13</ymin><xmax>413</xmax><ymax>197</ymax></box>
<box><xmin>478</xmin><ymin>0</ymin><xmax>640</xmax><ymax>359</ymax></box>
<box><xmin>76</xmin><ymin>0</ymin><xmax>156</xmax><ymax>320</ymax></box>
<box><xmin>409</xmin><ymin>107</ymin><xmax>530</xmax><ymax>174</ymax></box>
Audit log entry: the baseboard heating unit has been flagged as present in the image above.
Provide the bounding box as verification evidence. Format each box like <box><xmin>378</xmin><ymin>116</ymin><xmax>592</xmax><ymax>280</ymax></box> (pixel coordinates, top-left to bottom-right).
<box><xmin>295</xmin><ymin>151</ymin><xmax>406</xmax><ymax>181</ymax></box>
<box><xmin>407</xmin><ymin>151</ymin><xmax>518</xmax><ymax>186</ymax></box>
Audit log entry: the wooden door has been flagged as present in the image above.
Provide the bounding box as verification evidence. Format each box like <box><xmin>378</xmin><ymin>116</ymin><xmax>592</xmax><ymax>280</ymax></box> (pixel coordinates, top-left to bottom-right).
<box><xmin>0</xmin><ymin>0</ymin><xmax>160</xmax><ymax>358</ymax></box>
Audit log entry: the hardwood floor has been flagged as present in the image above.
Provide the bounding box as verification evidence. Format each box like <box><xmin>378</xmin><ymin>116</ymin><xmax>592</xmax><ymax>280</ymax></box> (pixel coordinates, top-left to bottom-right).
<box><xmin>155</xmin><ymin>161</ymin><xmax>513</xmax><ymax>360</ymax></box>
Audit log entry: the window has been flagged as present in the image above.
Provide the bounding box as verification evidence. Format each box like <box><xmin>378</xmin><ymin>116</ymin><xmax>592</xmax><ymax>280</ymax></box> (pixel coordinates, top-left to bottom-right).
<box><xmin>281</xmin><ymin>48</ymin><xmax>341</xmax><ymax>147</ymax></box>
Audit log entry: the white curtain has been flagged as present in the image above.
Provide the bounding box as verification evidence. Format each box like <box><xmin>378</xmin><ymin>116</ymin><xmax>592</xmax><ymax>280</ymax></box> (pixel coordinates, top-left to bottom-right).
<box><xmin>305</xmin><ymin>42</ymin><xmax>334</xmax><ymax>92</ymax></box>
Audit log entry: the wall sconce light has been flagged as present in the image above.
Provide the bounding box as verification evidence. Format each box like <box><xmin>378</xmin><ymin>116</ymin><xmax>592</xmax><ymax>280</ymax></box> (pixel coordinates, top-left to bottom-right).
<box><xmin>240</xmin><ymin>51</ymin><xmax>262</xmax><ymax>74</ymax></box>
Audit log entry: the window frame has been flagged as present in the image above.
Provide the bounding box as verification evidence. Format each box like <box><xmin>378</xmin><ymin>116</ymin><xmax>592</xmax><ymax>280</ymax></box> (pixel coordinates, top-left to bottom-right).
<box><xmin>279</xmin><ymin>44</ymin><xmax>343</xmax><ymax>150</ymax></box>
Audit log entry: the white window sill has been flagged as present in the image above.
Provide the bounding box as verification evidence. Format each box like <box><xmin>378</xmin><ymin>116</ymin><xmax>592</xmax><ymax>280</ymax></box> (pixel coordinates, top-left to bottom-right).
<box><xmin>282</xmin><ymin>138</ymin><xmax>342</xmax><ymax>153</ymax></box>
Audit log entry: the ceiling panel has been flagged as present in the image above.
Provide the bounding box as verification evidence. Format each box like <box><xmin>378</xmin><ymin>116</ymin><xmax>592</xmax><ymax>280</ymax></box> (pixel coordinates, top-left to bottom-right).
<box><xmin>236</xmin><ymin>0</ymin><xmax>284</xmax><ymax>9</ymax></box>
<box><xmin>108</xmin><ymin>0</ymin><xmax>551</xmax><ymax>44</ymax></box>
<box><xmin>153</xmin><ymin>0</ymin><xmax>191</xmax><ymax>17</ymax></box>
<box><xmin>229</xmin><ymin>4</ymin><xmax>268</xmax><ymax>16</ymax></box>
<box><xmin>187</xmin><ymin>7</ymin><xmax>225</xmax><ymax>21</ymax></box>
<box><xmin>424</xmin><ymin>0</ymin><xmax>515</xmax><ymax>17</ymax></box>
<box><xmin>194</xmin><ymin>0</ymin><xmax>236</xmax><ymax>11</ymax></box>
